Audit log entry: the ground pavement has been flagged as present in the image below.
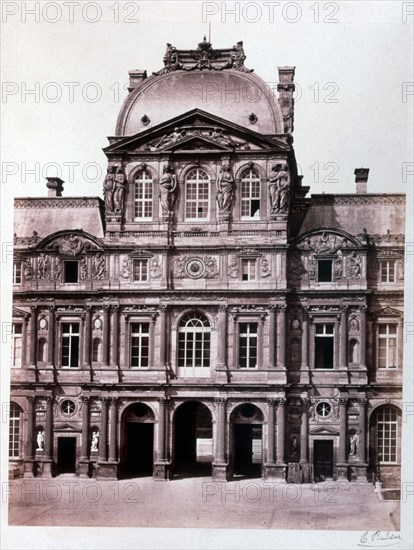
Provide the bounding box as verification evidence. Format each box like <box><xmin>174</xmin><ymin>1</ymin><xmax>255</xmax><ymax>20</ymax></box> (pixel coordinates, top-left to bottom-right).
<box><xmin>6</xmin><ymin>475</ymin><xmax>400</xmax><ymax>531</ymax></box>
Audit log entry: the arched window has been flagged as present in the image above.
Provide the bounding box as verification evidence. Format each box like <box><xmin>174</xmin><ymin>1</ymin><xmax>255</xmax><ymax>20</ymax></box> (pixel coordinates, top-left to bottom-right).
<box><xmin>92</xmin><ymin>338</ymin><xmax>101</xmax><ymax>363</ymax></box>
<box><xmin>241</xmin><ymin>169</ymin><xmax>261</xmax><ymax>219</ymax></box>
<box><xmin>134</xmin><ymin>170</ymin><xmax>153</xmax><ymax>220</ymax></box>
<box><xmin>376</xmin><ymin>406</ymin><xmax>399</xmax><ymax>464</ymax></box>
<box><xmin>185</xmin><ymin>168</ymin><xmax>210</xmax><ymax>220</ymax></box>
<box><xmin>178</xmin><ymin>312</ymin><xmax>211</xmax><ymax>377</ymax></box>
<box><xmin>37</xmin><ymin>338</ymin><xmax>47</xmax><ymax>362</ymax></box>
<box><xmin>9</xmin><ymin>403</ymin><xmax>22</xmax><ymax>458</ymax></box>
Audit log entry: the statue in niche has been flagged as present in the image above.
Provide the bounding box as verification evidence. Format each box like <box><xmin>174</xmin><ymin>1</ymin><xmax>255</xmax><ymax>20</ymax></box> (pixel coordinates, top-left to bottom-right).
<box><xmin>36</xmin><ymin>430</ymin><xmax>44</xmax><ymax>451</ymax></box>
<box><xmin>159</xmin><ymin>165</ymin><xmax>177</xmax><ymax>216</ymax></box>
<box><xmin>91</xmin><ymin>430</ymin><xmax>99</xmax><ymax>452</ymax></box>
<box><xmin>350</xmin><ymin>433</ymin><xmax>359</xmax><ymax>455</ymax></box>
<box><xmin>269</xmin><ymin>164</ymin><xmax>290</xmax><ymax>213</ymax></box>
<box><xmin>113</xmin><ymin>166</ymin><xmax>126</xmax><ymax>214</ymax></box>
<box><xmin>92</xmin><ymin>253</ymin><xmax>106</xmax><ymax>280</ymax></box>
<box><xmin>268</xmin><ymin>164</ymin><xmax>281</xmax><ymax>214</ymax></box>
<box><xmin>103</xmin><ymin>166</ymin><xmax>115</xmax><ymax>212</ymax></box>
<box><xmin>348</xmin><ymin>251</ymin><xmax>362</xmax><ymax>278</ymax></box>
<box><xmin>307</xmin><ymin>252</ymin><xmax>316</xmax><ymax>279</ymax></box>
<box><xmin>278</xmin><ymin>165</ymin><xmax>290</xmax><ymax>212</ymax></box>
<box><xmin>334</xmin><ymin>256</ymin><xmax>343</xmax><ymax>279</ymax></box>
<box><xmin>216</xmin><ymin>164</ymin><xmax>234</xmax><ymax>215</ymax></box>
<box><xmin>37</xmin><ymin>254</ymin><xmax>51</xmax><ymax>279</ymax></box>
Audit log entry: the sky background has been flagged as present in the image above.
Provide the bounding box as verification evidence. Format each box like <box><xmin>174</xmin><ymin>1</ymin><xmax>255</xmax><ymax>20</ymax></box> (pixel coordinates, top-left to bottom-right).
<box><xmin>1</xmin><ymin>0</ymin><xmax>413</xmax><ymax>201</ymax></box>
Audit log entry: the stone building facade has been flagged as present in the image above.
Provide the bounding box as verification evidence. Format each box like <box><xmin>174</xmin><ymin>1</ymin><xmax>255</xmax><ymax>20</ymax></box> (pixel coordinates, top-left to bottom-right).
<box><xmin>9</xmin><ymin>39</ymin><xmax>404</xmax><ymax>486</ymax></box>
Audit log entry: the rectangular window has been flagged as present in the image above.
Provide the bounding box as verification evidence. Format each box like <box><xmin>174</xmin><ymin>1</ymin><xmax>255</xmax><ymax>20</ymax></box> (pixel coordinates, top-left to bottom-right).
<box><xmin>314</xmin><ymin>323</ymin><xmax>334</xmax><ymax>369</ymax></box>
<box><xmin>134</xmin><ymin>173</ymin><xmax>153</xmax><ymax>219</ymax></box>
<box><xmin>241</xmin><ymin>172</ymin><xmax>261</xmax><ymax>218</ymax></box>
<box><xmin>130</xmin><ymin>323</ymin><xmax>150</xmax><ymax>368</ymax></box>
<box><xmin>133</xmin><ymin>259</ymin><xmax>148</xmax><ymax>281</ymax></box>
<box><xmin>378</xmin><ymin>324</ymin><xmax>398</xmax><ymax>368</ymax></box>
<box><xmin>241</xmin><ymin>259</ymin><xmax>256</xmax><ymax>281</ymax></box>
<box><xmin>9</xmin><ymin>404</ymin><xmax>21</xmax><ymax>458</ymax></box>
<box><xmin>61</xmin><ymin>322</ymin><xmax>80</xmax><ymax>368</ymax></box>
<box><xmin>11</xmin><ymin>324</ymin><xmax>23</xmax><ymax>368</ymax></box>
<box><xmin>380</xmin><ymin>261</ymin><xmax>395</xmax><ymax>283</ymax></box>
<box><xmin>317</xmin><ymin>260</ymin><xmax>333</xmax><ymax>282</ymax></box>
<box><xmin>239</xmin><ymin>323</ymin><xmax>258</xmax><ymax>368</ymax></box>
<box><xmin>13</xmin><ymin>261</ymin><xmax>22</xmax><ymax>284</ymax></box>
<box><xmin>377</xmin><ymin>408</ymin><xmax>398</xmax><ymax>463</ymax></box>
<box><xmin>64</xmin><ymin>261</ymin><xmax>79</xmax><ymax>283</ymax></box>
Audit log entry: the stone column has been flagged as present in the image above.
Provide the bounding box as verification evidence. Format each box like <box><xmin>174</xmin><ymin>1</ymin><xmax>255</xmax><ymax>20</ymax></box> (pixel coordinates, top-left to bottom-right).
<box><xmin>108</xmin><ymin>398</ymin><xmax>118</xmax><ymax>463</ymax></box>
<box><xmin>159</xmin><ymin>305</ymin><xmax>167</xmax><ymax>368</ymax></box>
<box><xmin>359</xmin><ymin>308</ymin><xmax>367</xmax><ymax>369</ymax></box>
<box><xmin>23</xmin><ymin>396</ymin><xmax>35</xmax><ymax>477</ymax></box>
<box><xmin>154</xmin><ymin>397</ymin><xmax>169</xmax><ymax>480</ymax></box>
<box><xmin>277</xmin><ymin>308</ymin><xmax>286</xmax><ymax>369</ymax></box>
<box><xmin>42</xmin><ymin>396</ymin><xmax>53</xmax><ymax>477</ymax></box>
<box><xmin>98</xmin><ymin>398</ymin><xmax>108</xmax><ymax>462</ymax></box>
<box><xmin>78</xmin><ymin>396</ymin><xmax>90</xmax><ymax>478</ymax></box>
<box><xmin>356</xmin><ymin>398</ymin><xmax>368</xmax><ymax>481</ymax></box>
<box><xmin>340</xmin><ymin>307</ymin><xmax>347</xmax><ymax>368</ymax></box>
<box><xmin>111</xmin><ymin>307</ymin><xmax>119</xmax><ymax>367</ymax></box>
<box><xmin>300</xmin><ymin>308</ymin><xmax>310</xmax><ymax>383</ymax></box>
<box><xmin>83</xmin><ymin>307</ymin><xmax>91</xmax><ymax>367</ymax></box>
<box><xmin>29</xmin><ymin>306</ymin><xmax>37</xmax><ymax>366</ymax></box>
<box><xmin>265</xmin><ymin>398</ymin><xmax>277</xmax><ymax>479</ymax></box>
<box><xmin>217</xmin><ymin>306</ymin><xmax>227</xmax><ymax>368</ymax></box>
<box><xmin>337</xmin><ymin>398</ymin><xmax>349</xmax><ymax>481</ymax></box>
<box><xmin>268</xmin><ymin>306</ymin><xmax>276</xmax><ymax>368</ymax></box>
<box><xmin>47</xmin><ymin>308</ymin><xmax>55</xmax><ymax>365</ymax></box>
<box><xmin>102</xmin><ymin>306</ymin><xmax>109</xmax><ymax>366</ymax></box>
<box><xmin>299</xmin><ymin>398</ymin><xmax>310</xmax><ymax>482</ymax></box>
<box><xmin>275</xmin><ymin>398</ymin><xmax>287</xmax><ymax>482</ymax></box>
<box><xmin>212</xmin><ymin>397</ymin><xmax>228</xmax><ymax>480</ymax></box>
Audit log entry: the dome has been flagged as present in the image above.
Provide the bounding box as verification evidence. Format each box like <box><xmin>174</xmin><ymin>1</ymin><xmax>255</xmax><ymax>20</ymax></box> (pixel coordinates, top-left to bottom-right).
<box><xmin>115</xmin><ymin>41</ymin><xmax>284</xmax><ymax>136</ymax></box>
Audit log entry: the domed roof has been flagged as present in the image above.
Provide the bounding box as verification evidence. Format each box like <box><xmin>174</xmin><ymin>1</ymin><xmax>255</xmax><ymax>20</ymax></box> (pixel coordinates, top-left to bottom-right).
<box><xmin>115</xmin><ymin>40</ymin><xmax>284</xmax><ymax>136</ymax></box>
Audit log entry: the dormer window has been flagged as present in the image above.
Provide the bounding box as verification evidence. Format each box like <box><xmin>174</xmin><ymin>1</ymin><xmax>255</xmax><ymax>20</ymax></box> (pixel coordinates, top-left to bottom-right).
<box><xmin>134</xmin><ymin>170</ymin><xmax>153</xmax><ymax>220</ymax></box>
<box><xmin>380</xmin><ymin>260</ymin><xmax>395</xmax><ymax>283</ymax></box>
<box><xmin>185</xmin><ymin>168</ymin><xmax>210</xmax><ymax>220</ymax></box>
<box><xmin>63</xmin><ymin>261</ymin><xmax>79</xmax><ymax>283</ymax></box>
<box><xmin>317</xmin><ymin>259</ymin><xmax>333</xmax><ymax>282</ymax></box>
<box><xmin>241</xmin><ymin>169</ymin><xmax>261</xmax><ymax>219</ymax></box>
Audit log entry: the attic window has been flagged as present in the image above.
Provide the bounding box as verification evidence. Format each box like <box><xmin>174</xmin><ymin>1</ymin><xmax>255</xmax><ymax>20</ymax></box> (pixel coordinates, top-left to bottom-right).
<box><xmin>317</xmin><ymin>260</ymin><xmax>333</xmax><ymax>282</ymax></box>
<box><xmin>64</xmin><ymin>261</ymin><xmax>79</xmax><ymax>283</ymax></box>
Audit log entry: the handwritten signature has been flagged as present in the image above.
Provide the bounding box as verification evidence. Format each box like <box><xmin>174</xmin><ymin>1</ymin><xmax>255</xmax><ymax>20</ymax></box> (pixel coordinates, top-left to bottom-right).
<box><xmin>358</xmin><ymin>531</ymin><xmax>402</xmax><ymax>548</ymax></box>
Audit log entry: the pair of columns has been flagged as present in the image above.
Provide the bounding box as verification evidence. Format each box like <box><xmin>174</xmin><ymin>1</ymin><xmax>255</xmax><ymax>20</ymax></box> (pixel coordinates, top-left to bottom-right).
<box><xmin>24</xmin><ymin>395</ymin><xmax>53</xmax><ymax>477</ymax></box>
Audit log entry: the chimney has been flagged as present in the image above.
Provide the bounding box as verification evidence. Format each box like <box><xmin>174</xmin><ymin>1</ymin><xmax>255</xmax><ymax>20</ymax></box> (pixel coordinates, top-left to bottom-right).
<box><xmin>128</xmin><ymin>69</ymin><xmax>147</xmax><ymax>92</ymax></box>
<box><xmin>277</xmin><ymin>66</ymin><xmax>295</xmax><ymax>134</ymax></box>
<box><xmin>46</xmin><ymin>177</ymin><xmax>64</xmax><ymax>197</ymax></box>
<box><xmin>354</xmin><ymin>168</ymin><xmax>369</xmax><ymax>194</ymax></box>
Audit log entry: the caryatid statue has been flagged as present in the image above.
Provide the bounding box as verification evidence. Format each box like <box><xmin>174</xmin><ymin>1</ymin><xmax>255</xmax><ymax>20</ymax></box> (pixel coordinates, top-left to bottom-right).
<box><xmin>159</xmin><ymin>165</ymin><xmax>178</xmax><ymax>216</ymax></box>
<box><xmin>216</xmin><ymin>164</ymin><xmax>235</xmax><ymax>215</ymax></box>
<box><xmin>103</xmin><ymin>166</ymin><xmax>115</xmax><ymax>212</ymax></box>
<box><xmin>268</xmin><ymin>163</ymin><xmax>290</xmax><ymax>214</ymax></box>
<box><xmin>113</xmin><ymin>166</ymin><xmax>126</xmax><ymax>214</ymax></box>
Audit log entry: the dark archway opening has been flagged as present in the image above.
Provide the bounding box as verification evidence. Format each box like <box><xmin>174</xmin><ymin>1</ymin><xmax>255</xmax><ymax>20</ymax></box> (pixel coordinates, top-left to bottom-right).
<box><xmin>173</xmin><ymin>401</ymin><xmax>212</xmax><ymax>478</ymax></box>
<box><xmin>231</xmin><ymin>403</ymin><xmax>263</xmax><ymax>479</ymax></box>
<box><xmin>120</xmin><ymin>403</ymin><xmax>154</xmax><ymax>479</ymax></box>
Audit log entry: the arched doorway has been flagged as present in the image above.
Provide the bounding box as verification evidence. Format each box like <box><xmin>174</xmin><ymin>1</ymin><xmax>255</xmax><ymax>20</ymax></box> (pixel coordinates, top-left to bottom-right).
<box><xmin>369</xmin><ymin>404</ymin><xmax>401</xmax><ymax>487</ymax></box>
<box><xmin>231</xmin><ymin>403</ymin><xmax>264</xmax><ymax>479</ymax></box>
<box><xmin>120</xmin><ymin>403</ymin><xmax>155</xmax><ymax>478</ymax></box>
<box><xmin>173</xmin><ymin>401</ymin><xmax>212</xmax><ymax>477</ymax></box>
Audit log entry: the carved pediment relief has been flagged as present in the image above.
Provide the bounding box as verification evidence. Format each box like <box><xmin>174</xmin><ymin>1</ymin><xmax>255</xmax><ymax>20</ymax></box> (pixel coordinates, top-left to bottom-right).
<box><xmin>144</xmin><ymin>127</ymin><xmax>254</xmax><ymax>152</ymax></box>
<box><xmin>371</xmin><ymin>306</ymin><xmax>403</xmax><ymax>317</ymax></box>
<box><xmin>296</xmin><ymin>230</ymin><xmax>361</xmax><ymax>254</ymax></box>
<box><xmin>40</xmin><ymin>231</ymin><xmax>103</xmax><ymax>256</ymax></box>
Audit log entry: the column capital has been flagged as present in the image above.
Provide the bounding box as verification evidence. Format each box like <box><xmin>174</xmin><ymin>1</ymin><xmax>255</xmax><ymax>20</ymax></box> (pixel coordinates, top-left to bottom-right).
<box><xmin>267</xmin><ymin>398</ymin><xmax>277</xmax><ymax>406</ymax></box>
<box><xmin>339</xmin><ymin>397</ymin><xmax>348</xmax><ymax>406</ymax></box>
<box><xmin>160</xmin><ymin>303</ymin><xmax>168</xmax><ymax>312</ymax></box>
<box><xmin>27</xmin><ymin>396</ymin><xmax>35</xmax><ymax>404</ymax></box>
<box><xmin>45</xmin><ymin>395</ymin><xmax>54</xmax><ymax>404</ymax></box>
<box><xmin>108</xmin><ymin>397</ymin><xmax>118</xmax><ymax>406</ymax></box>
<box><xmin>358</xmin><ymin>398</ymin><xmax>368</xmax><ymax>406</ymax></box>
<box><xmin>101</xmin><ymin>397</ymin><xmax>109</xmax><ymax>404</ymax></box>
<box><xmin>214</xmin><ymin>397</ymin><xmax>226</xmax><ymax>406</ymax></box>
<box><xmin>277</xmin><ymin>398</ymin><xmax>287</xmax><ymax>407</ymax></box>
<box><xmin>30</xmin><ymin>305</ymin><xmax>37</xmax><ymax>312</ymax></box>
<box><xmin>301</xmin><ymin>397</ymin><xmax>310</xmax><ymax>407</ymax></box>
<box><xmin>80</xmin><ymin>395</ymin><xmax>90</xmax><ymax>404</ymax></box>
<box><xmin>218</xmin><ymin>304</ymin><xmax>227</xmax><ymax>312</ymax></box>
<box><xmin>157</xmin><ymin>397</ymin><xmax>168</xmax><ymax>405</ymax></box>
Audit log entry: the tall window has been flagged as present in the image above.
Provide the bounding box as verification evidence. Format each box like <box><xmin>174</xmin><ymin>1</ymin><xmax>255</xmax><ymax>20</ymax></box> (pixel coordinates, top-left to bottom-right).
<box><xmin>9</xmin><ymin>403</ymin><xmax>22</xmax><ymax>458</ymax></box>
<box><xmin>13</xmin><ymin>261</ymin><xmax>22</xmax><ymax>284</ymax></box>
<box><xmin>241</xmin><ymin>169</ymin><xmax>261</xmax><ymax>218</ymax></box>
<box><xmin>11</xmin><ymin>323</ymin><xmax>23</xmax><ymax>368</ymax></box>
<box><xmin>178</xmin><ymin>313</ymin><xmax>211</xmax><ymax>376</ymax></box>
<box><xmin>314</xmin><ymin>323</ymin><xmax>334</xmax><ymax>369</ymax></box>
<box><xmin>241</xmin><ymin>259</ymin><xmax>256</xmax><ymax>281</ymax></box>
<box><xmin>134</xmin><ymin>170</ymin><xmax>153</xmax><ymax>220</ymax></box>
<box><xmin>380</xmin><ymin>260</ymin><xmax>395</xmax><ymax>283</ymax></box>
<box><xmin>239</xmin><ymin>323</ymin><xmax>258</xmax><ymax>368</ymax></box>
<box><xmin>61</xmin><ymin>322</ymin><xmax>80</xmax><ymax>368</ymax></box>
<box><xmin>130</xmin><ymin>323</ymin><xmax>150</xmax><ymax>368</ymax></box>
<box><xmin>185</xmin><ymin>168</ymin><xmax>210</xmax><ymax>220</ymax></box>
<box><xmin>378</xmin><ymin>323</ymin><xmax>398</xmax><ymax>369</ymax></box>
<box><xmin>377</xmin><ymin>406</ymin><xmax>398</xmax><ymax>463</ymax></box>
<box><xmin>133</xmin><ymin>259</ymin><xmax>148</xmax><ymax>281</ymax></box>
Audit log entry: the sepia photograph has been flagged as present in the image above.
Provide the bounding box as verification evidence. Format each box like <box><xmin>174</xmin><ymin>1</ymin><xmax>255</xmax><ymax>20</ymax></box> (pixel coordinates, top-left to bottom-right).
<box><xmin>1</xmin><ymin>1</ymin><xmax>413</xmax><ymax>549</ymax></box>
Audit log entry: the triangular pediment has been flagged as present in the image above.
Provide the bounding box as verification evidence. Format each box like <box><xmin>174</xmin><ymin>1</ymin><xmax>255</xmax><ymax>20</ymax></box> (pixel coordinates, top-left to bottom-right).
<box><xmin>54</xmin><ymin>422</ymin><xmax>82</xmax><ymax>433</ymax></box>
<box><xmin>371</xmin><ymin>306</ymin><xmax>402</xmax><ymax>317</ymax></box>
<box><xmin>12</xmin><ymin>307</ymin><xmax>29</xmax><ymax>318</ymax></box>
<box><xmin>104</xmin><ymin>108</ymin><xmax>290</xmax><ymax>155</ymax></box>
<box><xmin>309</xmin><ymin>426</ymin><xmax>339</xmax><ymax>436</ymax></box>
